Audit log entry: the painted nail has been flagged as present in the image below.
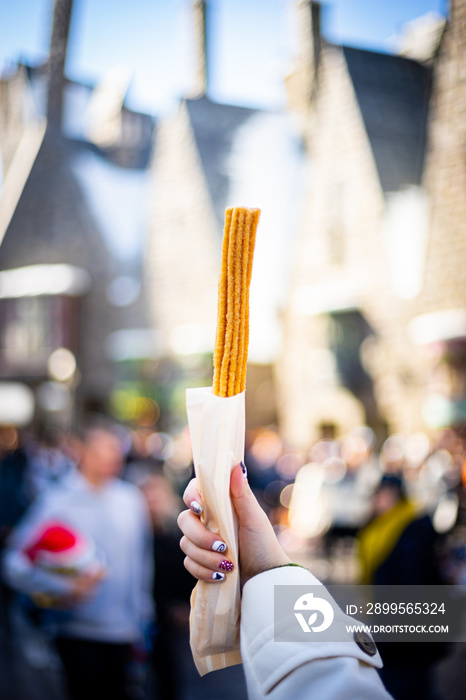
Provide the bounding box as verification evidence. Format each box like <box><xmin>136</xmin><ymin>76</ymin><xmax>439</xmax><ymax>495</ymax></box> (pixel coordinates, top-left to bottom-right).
<box><xmin>218</xmin><ymin>560</ymin><xmax>234</xmax><ymax>572</ymax></box>
<box><xmin>241</xmin><ymin>461</ymin><xmax>248</xmax><ymax>479</ymax></box>
<box><xmin>212</xmin><ymin>572</ymin><xmax>225</xmax><ymax>581</ymax></box>
<box><xmin>189</xmin><ymin>500</ymin><xmax>203</xmax><ymax>515</ymax></box>
<box><xmin>211</xmin><ymin>540</ymin><xmax>227</xmax><ymax>553</ymax></box>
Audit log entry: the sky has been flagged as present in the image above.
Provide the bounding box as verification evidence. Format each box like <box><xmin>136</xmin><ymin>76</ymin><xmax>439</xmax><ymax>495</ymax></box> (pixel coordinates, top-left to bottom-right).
<box><xmin>0</xmin><ymin>0</ymin><xmax>448</xmax><ymax>116</ymax></box>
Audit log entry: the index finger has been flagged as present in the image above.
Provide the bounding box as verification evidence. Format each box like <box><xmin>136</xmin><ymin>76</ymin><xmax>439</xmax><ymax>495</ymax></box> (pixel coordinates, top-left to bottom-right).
<box><xmin>183</xmin><ymin>477</ymin><xmax>203</xmax><ymax>515</ymax></box>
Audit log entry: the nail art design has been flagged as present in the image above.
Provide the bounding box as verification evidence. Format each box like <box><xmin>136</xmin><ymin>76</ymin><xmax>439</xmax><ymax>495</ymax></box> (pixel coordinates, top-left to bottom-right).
<box><xmin>212</xmin><ymin>572</ymin><xmax>225</xmax><ymax>581</ymax></box>
<box><xmin>211</xmin><ymin>540</ymin><xmax>227</xmax><ymax>553</ymax></box>
<box><xmin>189</xmin><ymin>500</ymin><xmax>203</xmax><ymax>515</ymax></box>
<box><xmin>241</xmin><ymin>461</ymin><xmax>248</xmax><ymax>479</ymax></box>
<box><xmin>218</xmin><ymin>560</ymin><xmax>234</xmax><ymax>572</ymax></box>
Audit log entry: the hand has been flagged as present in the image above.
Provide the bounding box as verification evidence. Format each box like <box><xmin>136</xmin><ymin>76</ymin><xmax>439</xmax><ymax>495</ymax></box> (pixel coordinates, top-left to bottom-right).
<box><xmin>178</xmin><ymin>463</ymin><xmax>290</xmax><ymax>588</ymax></box>
<box><xmin>66</xmin><ymin>566</ymin><xmax>105</xmax><ymax>605</ymax></box>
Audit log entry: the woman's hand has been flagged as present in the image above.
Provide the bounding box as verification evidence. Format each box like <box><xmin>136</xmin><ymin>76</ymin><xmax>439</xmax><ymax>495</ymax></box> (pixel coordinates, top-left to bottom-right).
<box><xmin>178</xmin><ymin>463</ymin><xmax>290</xmax><ymax>588</ymax></box>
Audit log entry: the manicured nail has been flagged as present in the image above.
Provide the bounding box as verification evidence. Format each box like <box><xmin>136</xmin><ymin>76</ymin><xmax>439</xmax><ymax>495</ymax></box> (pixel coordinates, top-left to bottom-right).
<box><xmin>218</xmin><ymin>560</ymin><xmax>234</xmax><ymax>572</ymax></box>
<box><xmin>241</xmin><ymin>461</ymin><xmax>248</xmax><ymax>479</ymax></box>
<box><xmin>190</xmin><ymin>500</ymin><xmax>203</xmax><ymax>515</ymax></box>
<box><xmin>212</xmin><ymin>572</ymin><xmax>225</xmax><ymax>581</ymax></box>
<box><xmin>211</xmin><ymin>540</ymin><xmax>227</xmax><ymax>553</ymax></box>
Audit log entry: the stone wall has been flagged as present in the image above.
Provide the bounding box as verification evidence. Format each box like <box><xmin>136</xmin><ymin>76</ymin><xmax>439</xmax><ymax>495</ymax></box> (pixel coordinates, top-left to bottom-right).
<box><xmin>145</xmin><ymin>101</ymin><xmax>220</xmax><ymax>356</ymax></box>
<box><xmin>280</xmin><ymin>1</ymin><xmax>466</xmax><ymax>448</ymax></box>
<box><xmin>279</xmin><ymin>45</ymin><xmax>391</xmax><ymax>446</ymax></box>
<box><xmin>421</xmin><ymin>0</ymin><xmax>466</xmax><ymax>312</ymax></box>
<box><xmin>0</xmin><ymin>67</ymin><xmax>30</xmax><ymax>176</ymax></box>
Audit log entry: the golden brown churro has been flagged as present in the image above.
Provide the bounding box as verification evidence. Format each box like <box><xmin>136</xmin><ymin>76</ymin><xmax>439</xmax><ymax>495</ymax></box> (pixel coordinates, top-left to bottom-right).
<box><xmin>213</xmin><ymin>206</ymin><xmax>260</xmax><ymax>397</ymax></box>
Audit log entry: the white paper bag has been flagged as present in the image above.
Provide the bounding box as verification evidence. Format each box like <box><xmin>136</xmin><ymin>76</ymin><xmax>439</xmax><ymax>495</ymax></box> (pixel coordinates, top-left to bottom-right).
<box><xmin>186</xmin><ymin>386</ymin><xmax>244</xmax><ymax>675</ymax></box>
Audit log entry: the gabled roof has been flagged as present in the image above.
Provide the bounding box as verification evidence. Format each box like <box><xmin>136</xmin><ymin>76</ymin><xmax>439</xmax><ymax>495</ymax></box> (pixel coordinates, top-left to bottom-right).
<box><xmin>343</xmin><ymin>46</ymin><xmax>431</xmax><ymax>194</ymax></box>
<box><xmin>0</xmin><ymin>133</ymin><xmax>117</xmax><ymax>275</ymax></box>
<box><xmin>184</xmin><ymin>97</ymin><xmax>258</xmax><ymax>228</ymax></box>
<box><xmin>0</xmin><ymin>121</ymin><xmax>46</xmax><ymax>248</ymax></box>
<box><xmin>24</xmin><ymin>64</ymin><xmax>155</xmax><ymax>170</ymax></box>
<box><xmin>0</xmin><ymin>63</ymin><xmax>155</xmax><ymax>266</ymax></box>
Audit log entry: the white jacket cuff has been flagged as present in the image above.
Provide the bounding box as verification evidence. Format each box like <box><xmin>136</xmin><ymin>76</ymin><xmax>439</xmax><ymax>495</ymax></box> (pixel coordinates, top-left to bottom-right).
<box><xmin>241</xmin><ymin>566</ymin><xmax>383</xmax><ymax>696</ymax></box>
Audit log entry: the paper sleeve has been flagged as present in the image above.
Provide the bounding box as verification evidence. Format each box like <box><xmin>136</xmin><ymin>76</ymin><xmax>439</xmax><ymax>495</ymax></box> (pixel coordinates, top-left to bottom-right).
<box><xmin>186</xmin><ymin>386</ymin><xmax>244</xmax><ymax>675</ymax></box>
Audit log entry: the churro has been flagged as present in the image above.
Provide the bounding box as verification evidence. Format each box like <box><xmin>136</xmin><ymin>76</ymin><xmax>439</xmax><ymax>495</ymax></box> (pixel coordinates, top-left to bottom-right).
<box><xmin>213</xmin><ymin>206</ymin><xmax>260</xmax><ymax>397</ymax></box>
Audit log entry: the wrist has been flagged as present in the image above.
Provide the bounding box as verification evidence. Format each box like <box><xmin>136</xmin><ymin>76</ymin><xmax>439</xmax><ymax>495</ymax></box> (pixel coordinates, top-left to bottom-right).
<box><xmin>244</xmin><ymin>561</ymin><xmax>308</xmax><ymax>590</ymax></box>
<box><xmin>242</xmin><ymin>552</ymin><xmax>291</xmax><ymax>586</ymax></box>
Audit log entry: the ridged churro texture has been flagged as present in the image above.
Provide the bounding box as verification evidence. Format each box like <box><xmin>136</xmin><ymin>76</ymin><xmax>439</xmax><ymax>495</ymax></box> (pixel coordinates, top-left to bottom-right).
<box><xmin>213</xmin><ymin>206</ymin><xmax>260</xmax><ymax>397</ymax></box>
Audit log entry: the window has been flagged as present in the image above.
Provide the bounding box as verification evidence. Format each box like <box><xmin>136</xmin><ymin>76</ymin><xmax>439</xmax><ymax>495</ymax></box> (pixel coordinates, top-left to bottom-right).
<box><xmin>0</xmin><ymin>296</ymin><xmax>73</xmax><ymax>375</ymax></box>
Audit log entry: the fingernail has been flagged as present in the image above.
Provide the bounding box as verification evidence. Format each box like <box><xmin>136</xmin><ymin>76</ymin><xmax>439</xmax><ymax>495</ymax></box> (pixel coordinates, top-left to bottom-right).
<box><xmin>218</xmin><ymin>560</ymin><xmax>234</xmax><ymax>572</ymax></box>
<box><xmin>212</xmin><ymin>572</ymin><xmax>225</xmax><ymax>581</ymax></box>
<box><xmin>211</xmin><ymin>540</ymin><xmax>227</xmax><ymax>553</ymax></box>
<box><xmin>189</xmin><ymin>500</ymin><xmax>203</xmax><ymax>515</ymax></box>
<box><xmin>241</xmin><ymin>461</ymin><xmax>248</xmax><ymax>479</ymax></box>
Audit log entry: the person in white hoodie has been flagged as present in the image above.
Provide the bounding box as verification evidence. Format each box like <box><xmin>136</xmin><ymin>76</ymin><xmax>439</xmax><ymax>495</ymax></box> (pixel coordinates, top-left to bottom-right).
<box><xmin>3</xmin><ymin>424</ymin><xmax>154</xmax><ymax>700</ymax></box>
<box><xmin>178</xmin><ymin>462</ymin><xmax>393</xmax><ymax>700</ymax></box>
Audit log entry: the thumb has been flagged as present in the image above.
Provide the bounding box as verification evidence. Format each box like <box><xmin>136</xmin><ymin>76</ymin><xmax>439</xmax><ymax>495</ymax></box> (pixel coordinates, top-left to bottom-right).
<box><xmin>230</xmin><ymin>462</ymin><xmax>291</xmax><ymax>586</ymax></box>
<box><xmin>230</xmin><ymin>463</ymin><xmax>266</xmax><ymax>529</ymax></box>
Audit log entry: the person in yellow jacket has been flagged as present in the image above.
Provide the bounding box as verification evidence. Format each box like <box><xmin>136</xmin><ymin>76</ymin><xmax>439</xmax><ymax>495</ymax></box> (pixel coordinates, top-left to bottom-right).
<box><xmin>357</xmin><ymin>474</ymin><xmax>445</xmax><ymax>700</ymax></box>
<box><xmin>358</xmin><ymin>475</ymin><xmax>418</xmax><ymax>586</ymax></box>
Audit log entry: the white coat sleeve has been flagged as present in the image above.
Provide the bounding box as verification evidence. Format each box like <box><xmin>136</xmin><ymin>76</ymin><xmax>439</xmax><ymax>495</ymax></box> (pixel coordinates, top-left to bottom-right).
<box><xmin>240</xmin><ymin>567</ymin><xmax>393</xmax><ymax>700</ymax></box>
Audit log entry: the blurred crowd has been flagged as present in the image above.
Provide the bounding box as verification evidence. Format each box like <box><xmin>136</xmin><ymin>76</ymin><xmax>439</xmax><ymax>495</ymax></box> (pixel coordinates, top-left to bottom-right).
<box><xmin>245</xmin><ymin>424</ymin><xmax>466</xmax><ymax>700</ymax></box>
<box><xmin>241</xmin><ymin>425</ymin><xmax>465</xmax><ymax>584</ymax></box>
<box><xmin>0</xmin><ymin>419</ymin><xmax>465</xmax><ymax>700</ymax></box>
<box><xmin>0</xmin><ymin>421</ymin><xmax>196</xmax><ymax>700</ymax></box>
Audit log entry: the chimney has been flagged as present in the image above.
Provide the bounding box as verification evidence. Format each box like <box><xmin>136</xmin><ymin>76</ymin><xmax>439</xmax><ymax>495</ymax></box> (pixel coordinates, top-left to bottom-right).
<box><xmin>191</xmin><ymin>0</ymin><xmax>209</xmax><ymax>98</ymax></box>
<box><xmin>46</xmin><ymin>0</ymin><xmax>74</xmax><ymax>131</ymax></box>
<box><xmin>297</xmin><ymin>0</ymin><xmax>321</xmax><ymax>101</ymax></box>
<box><xmin>285</xmin><ymin>1</ymin><xmax>322</xmax><ymax>141</ymax></box>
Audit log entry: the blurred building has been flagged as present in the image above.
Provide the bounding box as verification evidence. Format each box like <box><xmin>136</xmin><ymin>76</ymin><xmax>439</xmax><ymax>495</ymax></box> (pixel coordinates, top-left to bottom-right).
<box><xmin>0</xmin><ymin>0</ymin><xmax>154</xmax><ymax>427</ymax></box>
<box><xmin>419</xmin><ymin>0</ymin><xmax>466</xmax><ymax>433</ymax></box>
<box><xmin>4</xmin><ymin>0</ymin><xmax>465</xmax><ymax>442</ymax></box>
<box><xmin>278</xmin><ymin>1</ymin><xmax>466</xmax><ymax>447</ymax></box>
<box><xmin>145</xmin><ymin>0</ymin><xmax>303</xmax><ymax>428</ymax></box>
